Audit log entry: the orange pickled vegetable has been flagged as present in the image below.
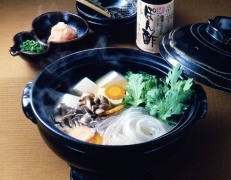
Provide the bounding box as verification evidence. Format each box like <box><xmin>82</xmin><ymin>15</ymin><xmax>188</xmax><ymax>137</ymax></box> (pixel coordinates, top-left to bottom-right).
<box><xmin>103</xmin><ymin>104</ymin><xmax>125</xmax><ymax>115</ymax></box>
<box><xmin>87</xmin><ymin>133</ymin><xmax>103</xmax><ymax>144</ymax></box>
<box><xmin>104</xmin><ymin>84</ymin><xmax>125</xmax><ymax>100</ymax></box>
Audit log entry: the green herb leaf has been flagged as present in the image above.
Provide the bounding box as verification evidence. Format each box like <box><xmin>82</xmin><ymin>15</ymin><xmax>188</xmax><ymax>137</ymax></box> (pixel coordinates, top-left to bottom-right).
<box><xmin>123</xmin><ymin>71</ymin><xmax>154</xmax><ymax>107</ymax></box>
<box><xmin>145</xmin><ymin>64</ymin><xmax>195</xmax><ymax>124</ymax></box>
<box><xmin>123</xmin><ymin>64</ymin><xmax>195</xmax><ymax>125</ymax></box>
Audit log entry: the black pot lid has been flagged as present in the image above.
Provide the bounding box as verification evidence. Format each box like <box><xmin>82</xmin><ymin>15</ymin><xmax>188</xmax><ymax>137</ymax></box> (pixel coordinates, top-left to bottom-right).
<box><xmin>159</xmin><ymin>16</ymin><xmax>231</xmax><ymax>93</ymax></box>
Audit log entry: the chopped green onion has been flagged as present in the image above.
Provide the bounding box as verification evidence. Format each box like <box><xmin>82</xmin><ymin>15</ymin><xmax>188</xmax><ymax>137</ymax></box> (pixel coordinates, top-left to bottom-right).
<box><xmin>20</xmin><ymin>40</ymin><xmax>44</xmax><ymax>53</ymax></box>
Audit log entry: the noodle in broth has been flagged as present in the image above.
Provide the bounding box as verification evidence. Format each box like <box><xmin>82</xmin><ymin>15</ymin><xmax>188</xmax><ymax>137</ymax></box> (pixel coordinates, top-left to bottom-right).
<box><xmin>96</xmin><ymin>107</ymin><xmax>174</xmax><ymax>145</ymax></box>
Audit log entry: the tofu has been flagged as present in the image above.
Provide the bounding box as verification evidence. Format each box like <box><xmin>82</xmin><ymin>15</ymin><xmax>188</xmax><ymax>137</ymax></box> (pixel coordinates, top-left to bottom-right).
<box><xmin>95</xmin><ymin>71</ymin><xmax>128</xmax><ymax>88</ymax></box>
<box><xmin>67</xmin><ymin>71</ymin><xmax>127</xmax><ymax>105</ymax></box>
<box><xmin>69</xmin><ymin>77</ymin><xmax>99</xmax><ymax>96</ymax></box>
<box><xmin>58</xmin><ymin>93</ymin><xmax>80</xmax><ymax>108</ymax></box>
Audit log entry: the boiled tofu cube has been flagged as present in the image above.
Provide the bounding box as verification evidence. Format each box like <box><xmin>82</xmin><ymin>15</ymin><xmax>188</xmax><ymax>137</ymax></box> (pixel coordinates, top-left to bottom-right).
<box><xmin>95</xmin><ymin>71</ymin><xmax>128</xmax><ymax>88</ymax></box>
<box><xmin>69</xmin><ymin>77</ymin><xmax>99</xmax><ymax>96</ymax></box>
<box><xmin>58</xmin><ymin>93</ymin><xmax>81</xmax><ymax>108</ymax></box>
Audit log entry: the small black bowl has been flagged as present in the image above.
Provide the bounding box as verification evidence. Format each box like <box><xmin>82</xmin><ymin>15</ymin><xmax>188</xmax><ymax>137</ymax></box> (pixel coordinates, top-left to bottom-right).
<box><xmin>9</xmin><ymin>31</ymin><xmax>49</xmax><ymax>63</ymax></box>
<box><xmin>22</xmin><ymin>48</ymin><xmax>207</xmax><ymax>179</ymax></box>
<box><xmin>76</xmin><ymin>0</ymin><xmax>137</xmax><ymax>33</ymax></box>
<box><xmin>9</xmin><ymin>11</ymin><xmax>89</xmax><ymax>63</ymax></box>
<box><xmin>32</xmin><ymin>11</ymin><xmax>89</xmax><ymax>45</ymax></box>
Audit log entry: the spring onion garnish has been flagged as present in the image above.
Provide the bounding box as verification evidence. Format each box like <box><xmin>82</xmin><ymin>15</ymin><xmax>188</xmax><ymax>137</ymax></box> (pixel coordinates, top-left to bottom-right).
<box><xmin>20</xmin><ymin>40</ymin><xmax>44</xmax><ymax>53</ymax></box>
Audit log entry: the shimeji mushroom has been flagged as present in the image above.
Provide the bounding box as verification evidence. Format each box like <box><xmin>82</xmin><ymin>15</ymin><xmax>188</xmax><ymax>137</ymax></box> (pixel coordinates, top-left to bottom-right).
<box><xmin>54</xmin><ymin>92</ymin><xmax>120</xmax><ymax>142</ymax></box>
<box><xmin>80</xmin><ymin>92</ymin><xmax>95</xmax><ymax>109</ymax></box>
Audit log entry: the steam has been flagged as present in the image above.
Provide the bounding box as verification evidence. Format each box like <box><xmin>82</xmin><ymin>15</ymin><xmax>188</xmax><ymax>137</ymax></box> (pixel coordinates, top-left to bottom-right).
<box><xmin>37</xmin><ymin>5</ymin><xmax>43</xmax><ymax>16</ymax></box>
<box><xmin>94</xmin><ymin>34</ymin><xmax>111</xmax><ymax>48</ymax></box>
<box><xmin>35</xmin><ymin>31</ymin><xmax>112</xmax><ymax>70</ymax></box>
<box><xmin>38</xmin><ymin>50</ymin><xmax>73</xmax><ymax>69</ymax></box>
<box><xmin>33</xmin><ymin>32</ymin><xmax>118</xmax><ymax>129</ymax></box>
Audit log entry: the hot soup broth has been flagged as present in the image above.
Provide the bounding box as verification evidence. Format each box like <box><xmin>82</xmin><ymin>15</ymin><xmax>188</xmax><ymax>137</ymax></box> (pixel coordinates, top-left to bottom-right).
<box><xmin>52</xmin><ymin>64</ymin><xmax>195</xmax><ymax>145</ymax></box>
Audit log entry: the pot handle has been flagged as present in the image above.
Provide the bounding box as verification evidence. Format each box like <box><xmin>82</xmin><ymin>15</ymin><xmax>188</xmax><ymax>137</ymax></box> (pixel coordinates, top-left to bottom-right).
<box><xmin>206</xmin><ymin>16</ymin><xmax>231</xmax><ymax>45</ymax></box>
<box><xmin>194</xmin><ymin>84</ymin><xmax>207</xmax><ymax>120</ymax></box>
<box><xmin>22</xmin><ymin>82</ymin><xmax>37</xmax><ymax>124</ymax></box>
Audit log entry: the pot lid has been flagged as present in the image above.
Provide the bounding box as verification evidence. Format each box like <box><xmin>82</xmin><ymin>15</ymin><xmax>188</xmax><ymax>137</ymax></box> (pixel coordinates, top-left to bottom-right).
<box><xmin>159</xmin><ymin>16</ymin><xmax>231</xmax><ymax>93</ymax></box>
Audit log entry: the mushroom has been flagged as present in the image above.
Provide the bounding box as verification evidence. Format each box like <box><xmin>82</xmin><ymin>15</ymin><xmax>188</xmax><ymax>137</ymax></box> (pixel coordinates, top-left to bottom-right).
<box><xmin>54</xmin><ymin>113</ymin><xmax>75</xmax><ymax>124</ymax></box>
<box><xmin>95</xmin><ymin>115</ymin><xmax>107</xmax><ymax>121</ymax></box>
<box><xmin>91</xmin><ymin>104</ymin><xmax>99</xmax><ymax>113</ymax></box>
<box><xmin>63</xmin><ymin>114</ymin><xmax>76</xmax><ymax>127</ymax></box>
<box><xmin>99</xmin><ymin>103</ymin><xmax>111</xmax><ymax>111</ymax></box>
<box><xmin>54</xmin><ymin>92</ymin><xmax>118</xmax><ymax>139</ymax></box>
<box><xmin>71</xmin><ymin>117</ymin><xmax>81</xmax><ymax>126</ymax></box>
<box><xmin>68</xmin><ymin>118</ymin><xmax>76</xmax><ymax>128</ymax></box>
<box><xmin>54</xmin><ymin>115</ymin><xmax>64</xmax><ymax>123</ymax></box>
<box><xmin>63</xmin><ymin>114</ymin><xmax>75</xmax><ymax>119</ymax></box>
<box><xmin>108</xmin><ymin>101</ymin><xmax>113</xmax><ymax>109</ymax></box>
<box><xmin>98</xmin><ymin>95</ymin><xmax>109</xmax><ymax>104</ymax></box>
<box><xmin>82</xmin><ymin>105</ymin><xmax>95</xmax><ymax>116</ymax></box>
<box><xmin>94</xmin><ymin>97</ymin><xmax>100</xmax><ymax>105</ymax></box>
<box><xmin>79</xmin><ymin>114</ymin><xmax>92</xmax><ymax>126</ymax></box>
<box><xmin>80</xmin><ymin>92</ymin><xmax>95</xmax><ymax>109</ymax></box>
<box><xmin>95</xmin><ymin>108</ymin><xmax>105</xmax><ymax>116</ymax></box>
<box><xmin>56</xmin><ymin>103</ymin><xmax>76</xmax><ymax>115</ymax></box>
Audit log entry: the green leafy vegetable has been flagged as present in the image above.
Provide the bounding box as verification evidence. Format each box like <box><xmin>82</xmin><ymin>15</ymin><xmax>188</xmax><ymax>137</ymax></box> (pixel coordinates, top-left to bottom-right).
<box><xmin>123</xmin><ymin>71</ymin><xmax>153</xmax><ymax>107</ymax></box>
<box><xmin>123</xmin><ymin>64</ymin><xmax>195</xmax><ymax>125</ymax></box>
<box><xmin>20</xmin><ymin>40</ymin><xmax>44</xmax><ymax>53</ymax></box>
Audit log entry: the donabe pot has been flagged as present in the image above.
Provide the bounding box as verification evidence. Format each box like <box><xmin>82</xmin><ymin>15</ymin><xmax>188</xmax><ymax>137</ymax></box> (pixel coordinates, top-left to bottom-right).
<box><xmin>22</xmin><ymin>48</ymin><xmax>207</xmax><ymax>180</ymax></box>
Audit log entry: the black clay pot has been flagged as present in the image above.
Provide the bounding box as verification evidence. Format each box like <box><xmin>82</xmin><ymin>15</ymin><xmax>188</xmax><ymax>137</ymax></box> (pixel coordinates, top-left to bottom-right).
<box><xmin>159</xmin><ymin>16</ymin><xmax>231</xmax><ymax>93</ymax></box>
<box><xmin>22</xmin><ymin>48</ymin><xmax>207</xmax><ymax>180</ymax></box>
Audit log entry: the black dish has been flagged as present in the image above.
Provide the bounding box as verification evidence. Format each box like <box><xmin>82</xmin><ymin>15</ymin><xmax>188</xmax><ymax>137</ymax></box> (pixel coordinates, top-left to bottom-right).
<box><xmin>9</xmin><ymin>31</ymin><xmax>49</xmax><ymax>63</ymax></box>
<box><xmin>22</xmin><ymin>48</ymin><xmax>207</xmax><ymax>179</ymax></box>
<box><xmin>32</xmin><ymin>11</ymin><xmax>89</xmax><ymax>45</ymax></box>
<box><xmin>9</xmin><ymin>11</ymin><xmax>89</xmax><ymax>63</ymax></box>
<box><xmin>76</xmin><ymin>0</ymin><xmax>137</xmax><ymax>33</ymax></box>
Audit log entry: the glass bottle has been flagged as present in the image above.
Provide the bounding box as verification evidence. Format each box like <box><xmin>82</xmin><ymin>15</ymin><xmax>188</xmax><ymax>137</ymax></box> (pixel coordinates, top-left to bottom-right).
<box><xmin>136</xmin><ymin>0</ymin><xmax>174</xmax><ymax>53</ymax></box>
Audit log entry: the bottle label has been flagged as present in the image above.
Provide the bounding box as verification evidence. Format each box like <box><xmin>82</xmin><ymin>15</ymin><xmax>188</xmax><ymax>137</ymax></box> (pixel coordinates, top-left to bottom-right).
<box><xmin>136</xmin><ymin>0</ymin><xmax>174</xmax><ymax>53</ymax></box>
